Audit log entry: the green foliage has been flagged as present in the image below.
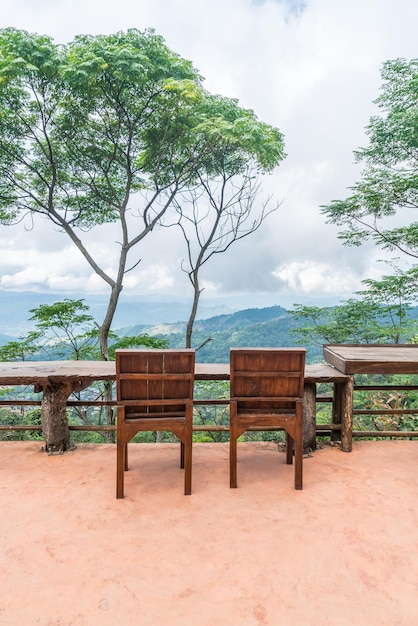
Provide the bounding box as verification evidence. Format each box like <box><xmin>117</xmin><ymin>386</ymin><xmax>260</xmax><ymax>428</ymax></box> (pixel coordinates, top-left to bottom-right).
<box><xmin>290</xmin><ymin>272</ymin><xmax>418</xmax><ymax>346</ymax></box>
<box><xmin>0</xmin><ymin>408</ymin><xmax>26</xmax><ymax>440</ymax></box>
<box><xmin>352</xmin><ymin>373</ymin><xmax>418</xmax><ymax>434</ymax></box>
<box><xmin>0</xmin><ymin>331</ymin><xmax>42</xmax><ymax>361</ymax></box>
<box><xmin>194</xmin><ymin>380</ymin><xmax>230</xmax><ymax>442</ymax></box>
<box><xmin>28</xmin><ymin>299</ymin><xmax>98</xmax><ymax>360</ymax></box>
<box><xmin>290</xmin><ymin>302</ymin><xmax>377</xmax><ymax>346</ymax></box>
<box><xmin>0</xmin><ymin>407</ymin><xmax>42</xmax><ymax>441</ymax></box>
<box><xmin>108</xmin><ymin>334</ymin><xmax>168</xmax><ymax>360</ymax></box>
<box><xmin>322</xmin><ymin>58</ymin><xmax>418</xmax><ymax>260</ymax></box>
<box><xmin>192</xmin><ymin>93</ymin><xmax>285</xmax><ymax>175</ymax></box>
<box><xmin>0</xmin><ymin>27</ymin><xmax>201</xmax><ymax>224</ymax></box>
<box><xmin>0</xmin><ymin>298</ymin><xmax>171</xmax><ymax>363</ymax></box>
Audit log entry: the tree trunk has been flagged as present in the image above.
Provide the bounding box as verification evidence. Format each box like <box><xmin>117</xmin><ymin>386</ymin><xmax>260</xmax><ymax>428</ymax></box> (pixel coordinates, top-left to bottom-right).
<box><xmin>303</xmin><ymin>383</ymin><xmax>317</xmax><ymax>452</ymax></box>
<box><xmin>41</xmin><ymin>381</ymin><xmax>74</xmax><ymax>454</ymax></box>
<box><xmin>185</xmin><ymin>276</ymin><xmax>200</xmax><ymax>349</ymax></box>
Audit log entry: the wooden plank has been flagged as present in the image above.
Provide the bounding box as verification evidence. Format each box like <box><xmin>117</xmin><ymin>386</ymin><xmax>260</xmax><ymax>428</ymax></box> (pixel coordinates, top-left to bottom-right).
<box><xmin>0</xmin><ymin>360</ymin><xmax>349</xmax><ymax>386</ymax></box>
<box><xmin>304</xmin><ymin>363</ymin><xmax>349</xmax><ymax>382</ymax></box>
<box><xmin>323</xmin><ymin>344</ymin><xmax>418</xmax><ymax>374</ymax></box>
<box><xmin>0</xmin><ymin>360</ymin><xmax>115</xmax><ymax>385</ymax></box>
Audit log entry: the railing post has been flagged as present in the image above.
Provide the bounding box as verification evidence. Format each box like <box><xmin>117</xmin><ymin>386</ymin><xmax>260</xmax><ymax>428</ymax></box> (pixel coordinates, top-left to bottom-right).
<box><xmin>332</xmin><ymin>382</ymin><xmax>342</xmax><ymax>443</ymax></box>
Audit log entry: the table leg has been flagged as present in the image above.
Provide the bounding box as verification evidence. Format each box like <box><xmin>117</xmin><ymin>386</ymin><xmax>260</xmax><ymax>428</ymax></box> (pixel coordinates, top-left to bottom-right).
<box><xmin>303</xmin><ymin>383</ymin><xmax>316</xmax><ymax>451</ymax></box>
<box><xmin>40</xmin><ymin>381</ymin><xmax>74</xmax><ymax>454</ymax></box>
<box><xmin>339</xmin><ymin>376</ymin><xmax>353</xmax><ymax>453</ymax></box>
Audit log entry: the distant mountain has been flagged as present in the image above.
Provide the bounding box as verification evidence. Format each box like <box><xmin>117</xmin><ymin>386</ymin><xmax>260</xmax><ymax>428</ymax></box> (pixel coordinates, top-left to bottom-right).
<box><xmin>3</xmin><ymin>290</ymin><xmax>418</xmax><ymax>365</ymax></box>
<box><xmin>0</xmin><ymin>292</ymin><xmax>308</xmax><ymax>361</ymax></box>
<box><xmin>0</xmin><ymin>290</ymin><xmax>234</xmax><ymax>336</ymax></box>
<box><xmin>192</xmin><ymin>305</ymin><xmax>289</xmax><ymax>331</ymax></box>
<box><xmin>119</xmin><ymin>305</ymin><xmax>322</xmax><ymax>363</ymax></box>
<box><xmin>119</xmin><ymin>303</ymin><xmax>418</xmax><ymax>363</ymax></box>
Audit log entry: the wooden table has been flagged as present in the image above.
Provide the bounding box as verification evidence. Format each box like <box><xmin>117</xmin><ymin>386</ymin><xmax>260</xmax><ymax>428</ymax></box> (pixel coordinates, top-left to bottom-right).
<box><xmin>323</xmin><ymin>344</ymin><xmax>418</xmax><ymax>450</ymax></box>
<box><xmin>0</xmin><ymin>360</ymin><xmax>352</xmax><ymax>451</ymax></box>
<box><xmin>323</xmin><ymin>344</ymin><xmax>418</xmax><ymax>375</ymax></box>
<box><xmin>0</xmin><ymin>360</ymin><xmax>118</xmax><ymax>453</ymax></box>
<box><xmin>0</xmin><ymin>359</ymin><xmax>349</xmax><ymax>386</ymax></box>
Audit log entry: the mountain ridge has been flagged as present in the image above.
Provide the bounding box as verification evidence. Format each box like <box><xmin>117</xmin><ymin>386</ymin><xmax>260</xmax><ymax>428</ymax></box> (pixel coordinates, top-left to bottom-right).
<box><xmin>0</xmin><ymin>290</ymin><xmax>236</xmax><ymax>336</ymax></box>
<box><xmin>118</xmin><ymin>305</ymin><xmax>309</xmax><ymax>362</ymax></box>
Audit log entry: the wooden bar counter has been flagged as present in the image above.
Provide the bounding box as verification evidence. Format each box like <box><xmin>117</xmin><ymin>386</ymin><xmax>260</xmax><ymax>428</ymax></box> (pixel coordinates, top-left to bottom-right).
<box><xmin>0</xmin><ymin>360</ymin><xmax>352</xmax><ymax>452</ymax></box>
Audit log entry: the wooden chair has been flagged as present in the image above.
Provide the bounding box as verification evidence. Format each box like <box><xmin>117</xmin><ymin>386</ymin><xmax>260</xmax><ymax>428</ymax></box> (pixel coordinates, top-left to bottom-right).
<box><xmin>116</xmin><ymin>349</ymin><xmax>195</xmax><ymax>498</ymax></box>
<box><xmin>229</xmin><ymin>348</ymin><xmax>306</xmax><ymax>490</ymax></box>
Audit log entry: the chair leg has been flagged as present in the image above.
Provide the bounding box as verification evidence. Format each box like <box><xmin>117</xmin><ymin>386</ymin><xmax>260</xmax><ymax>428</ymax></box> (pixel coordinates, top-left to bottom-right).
<box><xmin>230</xmin><ymin>421</ymin><xmax>238</xmax><ymax>488</ymax></box>
<box><xmin>294</xmin><ymin>435</ymin><xmax>303</xmax><ymax>490</ymax></box>
<box><xmin>180</xmin><ymin>441</ymin><xmax>185</xmax><ymax>469</ymax></box>
<box><xmin>124</xmin><ymin>442</ymin><xmax>128</xmax><ymax>471</ymax></box>
<box><xmin>183</xmin><ymin>437</ymin><xmax>192</xmax><ymax>496</ymax></box>
<box><xmin>286</xmin><ymin>432</ymin><xmax>293</xmax><ymax>465</ymax></box>
<box><xmin>116</xmin><ymin>438</ymin><xmax>125</xmax><ymax>499</ymax></box>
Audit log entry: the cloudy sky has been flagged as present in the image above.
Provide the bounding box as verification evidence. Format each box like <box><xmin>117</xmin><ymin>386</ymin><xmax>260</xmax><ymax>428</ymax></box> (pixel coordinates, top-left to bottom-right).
<box><xmin>0</xmin><ymin>0</ymin><xmax>417</xmax><ymax>310</ymax></box>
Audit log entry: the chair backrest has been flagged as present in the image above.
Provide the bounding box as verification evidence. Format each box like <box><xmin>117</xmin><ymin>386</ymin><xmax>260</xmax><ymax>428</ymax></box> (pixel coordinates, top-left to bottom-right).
<box><xmin>116</xmin><ymin>349</ymin><xmax>195</xmax><ymax>416</ymax></box>
<box><xmin>230</xmin><ymin>348</ymin><xmax>306</xmax><ymax>412</ymax></box>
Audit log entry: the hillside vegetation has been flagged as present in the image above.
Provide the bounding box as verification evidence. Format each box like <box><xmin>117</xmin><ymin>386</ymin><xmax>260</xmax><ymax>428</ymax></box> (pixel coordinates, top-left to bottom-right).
<box><xmin>121</xmin><ymin>305</ymin><xmax>323</xmax><ymax>363</ymax></box>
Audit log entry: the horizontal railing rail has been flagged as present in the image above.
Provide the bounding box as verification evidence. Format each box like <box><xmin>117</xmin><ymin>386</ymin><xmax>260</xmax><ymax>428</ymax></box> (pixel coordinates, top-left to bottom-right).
<box><xmin>351</xmin><ymin>379</ymin><xmax>418</xmax><ymax>438</ymax></box>
<box><xmin>2</xmin><ymin>378</ymin><xmax>418</xmax><ymax>440</ymax></box>
<box><xmin>0</xmin><ymin>395</ymin><xmax>334</xmax><ymax>434</ymax></box>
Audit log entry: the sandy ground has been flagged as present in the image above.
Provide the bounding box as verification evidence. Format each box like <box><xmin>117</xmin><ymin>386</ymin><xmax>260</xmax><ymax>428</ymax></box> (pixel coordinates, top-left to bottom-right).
<box><xmin>1</xmin><ymin>440</ymin><xmax>418</xmax><ymax>626</ymax></box>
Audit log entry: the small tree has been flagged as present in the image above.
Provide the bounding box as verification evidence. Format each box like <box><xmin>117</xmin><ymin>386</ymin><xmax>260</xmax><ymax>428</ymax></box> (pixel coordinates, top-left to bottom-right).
<box><xmin>28</xmin><ymin>299</ymin><xmax>98</xmax><ymax>360</ymax></box>
<box><xmin>0</xmin><ymin>299</ymin><xmax>168</xmax><ymax>449</ymax></box>
<box><xmin>0</xmin><ymin>331</ymin><xmax>42</xmax><ymax>362</ymax></box>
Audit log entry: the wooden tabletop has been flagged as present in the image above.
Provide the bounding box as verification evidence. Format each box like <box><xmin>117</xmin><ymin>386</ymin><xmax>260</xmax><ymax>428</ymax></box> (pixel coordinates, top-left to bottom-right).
<box><xmin>0</xmin><ymin>360</ymin><xmax>116</xmax><ymax>385</ymax></box>
<box><xmin>0</xmin><ymin>360</ymin><xmax>349</xmax><ymax>386</ymax></box>
<box><xmin>0</xmin><ymin>361</ymin><xmax>228</xmax><ymax>385</ymax></box>
<box><xmin>323</xmin><ymin>344</ymin><xmax>418</xmax><ymax>374</ymax></box>
<box><xmin>194</xmin><ymin>362</ymin><xmax>349</xmax><ymax>382</ymax></box>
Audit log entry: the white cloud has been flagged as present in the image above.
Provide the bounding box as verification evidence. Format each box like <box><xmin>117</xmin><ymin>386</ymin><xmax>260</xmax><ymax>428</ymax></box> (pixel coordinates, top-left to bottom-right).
<box><xmin>0</xmin><ymin>0</ymin><xmax>417</xmax><ymax>308</ymax></box>
<box><xmin>273</xmin><ymin>260</ymin><xmax>362</xmax><ymax>296</ymax></box>
<box><xmin>125</xmin><ymin>264</ymin><xmax>177</xmax><ymax>293</ymax></box>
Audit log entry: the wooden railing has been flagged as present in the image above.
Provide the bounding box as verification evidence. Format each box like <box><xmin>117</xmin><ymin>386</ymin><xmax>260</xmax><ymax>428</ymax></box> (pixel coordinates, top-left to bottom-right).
<box><xmin>2</xmin><ymin>375</ymin><xmax>418</xmax><ymax>441</ymax></box>
<box><xmin>0</xmin><ymin>391</ymin><xmax>336</xmax><ymax>436</ymax></box>
<box><xmin>351</xmin><ymin>380</ymin><xmax>418</xmax><ymax>439</ymax></box>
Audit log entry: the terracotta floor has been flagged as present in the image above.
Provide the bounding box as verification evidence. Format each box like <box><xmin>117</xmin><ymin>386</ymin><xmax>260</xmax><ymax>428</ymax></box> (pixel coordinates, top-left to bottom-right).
<box><xmin>1</xmin><ymin>440</ymin><xmax>418</xmax><ymax>626</ymax></box>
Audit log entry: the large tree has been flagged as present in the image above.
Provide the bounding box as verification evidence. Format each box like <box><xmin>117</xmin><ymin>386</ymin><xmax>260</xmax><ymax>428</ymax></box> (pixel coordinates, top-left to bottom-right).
<box><xmin>0</xmin><ymin>28</ymin><xmax>285</xmax><ymax>452</ymax></box>
<box><xmin>0</xmin><ymin>28</ymin><xmax>285</xmax><ymax>361</ymax></box>
<box><xmin>322</xmin><ymin>58</ymin><xmax>418</xmax><ymax>266</ymax></box>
